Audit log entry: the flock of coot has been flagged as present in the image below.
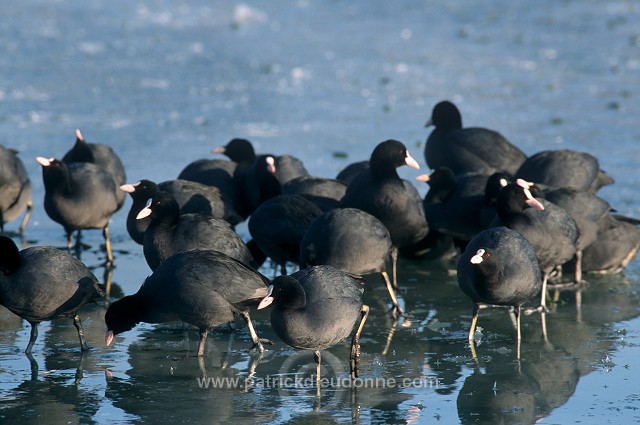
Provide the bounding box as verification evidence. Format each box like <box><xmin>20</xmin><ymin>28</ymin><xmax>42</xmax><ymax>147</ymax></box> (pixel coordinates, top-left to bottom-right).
<box><xmin>1</xmin><ymin>100</ymin><xmax>639</xmax><ymax>378</ymax></box>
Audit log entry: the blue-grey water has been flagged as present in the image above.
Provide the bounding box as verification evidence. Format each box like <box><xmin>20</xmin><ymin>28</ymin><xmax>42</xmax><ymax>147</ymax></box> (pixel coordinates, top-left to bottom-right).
<box><xmin>1</xmin><ymin>1</ymin><xmax>640</xmax><ymax>423</ymax></box>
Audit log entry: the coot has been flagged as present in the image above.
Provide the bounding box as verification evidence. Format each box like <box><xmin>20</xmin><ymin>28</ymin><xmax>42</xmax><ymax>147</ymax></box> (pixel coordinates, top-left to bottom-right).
<box><xmin>248</xmin><ymin>194</ymin><xmax>323</xmax><ymax>275</ymax></box>
<box><xmin>514</xmin><ymin>149</ymin><xmax>614</xmax><ymax>193</ymax></box>
<box><xmin>543</xmin><ymin>187</ymin><xmax>611</xmax><ymax>283</ymax></box>
<box><xmin>120</xmin><ymin>179</ymin><xmax>160</xmax><ymax>244</ymax></box>
<box><xmin>341</xmin><ymin>139</ymin><xmax>429</xmax><ymax>283</ymax></box>
<box><xmin>212</xmin><ymin>138</ymin><xmax>256</xmax><ymax>167</ymax></box>
<box><xmin>417</xmin><ymin>167</ymin><xmax>488</xmax><ymax>244</ymax></box>
<box><xmin>457</xmin><ymin>227</ymin><xmax>541</xmax><ymax>355</ymax></box>
<box><xmin>237</xmin><ymin>155</ymin><xmax>282</xmax><ymax>216</ymax></box>
<box><xmin>341</xmin><ymin>139</ymin><xmax>428</xmax><ymax>248</ymax></box>
<box><xmin>480</xmin><ymin>171</ymin><xmax>511</xmax><ymax>228</ymax></box>
<box><xmin>299</xmin><ymin>208</ymin><xmax>403</xmax><ymax>316</ymax></box>
<box><xmin>257</xmin><ymin>265</ymin><xmax>369</xmax><ymax>380</ymax></box>
<box><xmin>178</xmin><ymin>157</ymin><xmax>237</xmax><ymax>190</ymax></box>
<box><xmin>105</xmin><ymin>249</ymin><xmax>271</xmax><ymax>356</ymax></box>
<box><xmin>120</xmin><ymin>178</ymin><xmax>241</xmax><ymax>244</ymax></box>
<box><xmin>216</xmin><ymin>138</ymin><xmax>309</xmax><ymax>185</ymax></box>
<box><xmin>137</xmin><ymin>191</ymin><xmax>255</xmax><ymax>271</ymax></box>
<box><xmin>36</xmin><ymin>156</ymin><xmax>119</xmax><ymax>264</ymax></box>
<box><xmin>156</xmin><ymin>179</ymin><xmax>241</xmax><ymax>225</ymax></box>
<box><xmin>177</xmin><ymin>151</ymin><xmax>239</xmax><ymax>212</ymax></box>
<box><xmin>274</xmin><ymin>154</ymin><xmax>309</xmax><ymax>185</ymax></box>
<box><xmin>424</xmin><ymin>101</ymin><xmax>526</xmax><ymax>176</ymax></box>
<box><xmin>493</xmin><ymin>181</ymin><xmax>578</xmax><ymax>309</ymax></box>
<box><xmin>0</xmin><ymin>145</ymin><xmax>32</xmax><ymax>235</ymax></box>
<box><xmin>335</xmin><ymin>160</ymin><xmax>369</xmax><ymax>185</ymax></box>
<box><xmin>62</xmin><ymin>129</ymin><xmax>127</xmax><ymax>210</ymax></box>
<box><xmin>579</xmin><ymin>214</ymin><xmax>640</xmax><ymax>274</ymax></box>
<box><xmin>0</xmin><ymin>236</ymin><xmax>104</xmax><ymax>353</ymax></box>
<box><xmin>282</xmin><ymin>175</ymin><xmax>347</xmax><ymax>206</ymax></box>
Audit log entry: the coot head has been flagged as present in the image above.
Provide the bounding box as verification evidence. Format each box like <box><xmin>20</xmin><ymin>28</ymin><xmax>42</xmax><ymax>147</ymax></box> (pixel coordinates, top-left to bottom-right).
<box><xmin>257</xmin><ymin>275</ymin><xmax>306</xmax><ymax>310</ymax></box>
<box><xmin>136</xmin><ymin>191</ymin><xmax>181</xmax><ymax>224</ymax></box>
<box><xmin>104</xmin><ymin>296</ymin><xmax>147</xmax><ymax>346</ymax></box>
<box><xmin>484</xmin><ymin>172</ymin><xmax>511</xmax><ymax>206</ymax></box>
<box><xmin>0</xmin><ymin>236</ymin><xmax>21</xmax><ymax>275</ymax></box>
<box><xmin>426</xmin><ymin>100</ymin><xmax>462</xmax><ymax>129</ymax></box>
<box><xmin>496</xmin><ymin>182</ymin><xmax>545</xmax><ymax>220</ymax></box>
<box><xmin>120</xmin><ymin>179</ymin><xmax>160</xmax><ymax>200</ymax></box>
<box><xmin>213</xmin><ymin>138</ymin><xmax>256</xmax><ymax>165</ymax></box>
<box><xmin>36</xmin><ymin>157</ymin><xmax>70</xmax><ymax>190</ymax></box>
<box><xmin>369</xmin><ymin>139</ymin><xmax>420</xmax><ymax>179</ymax></box>
<box><xmin>417</xmin><ymin>167</ymin><xmax>457</xmax><ymax>203</ymax></box>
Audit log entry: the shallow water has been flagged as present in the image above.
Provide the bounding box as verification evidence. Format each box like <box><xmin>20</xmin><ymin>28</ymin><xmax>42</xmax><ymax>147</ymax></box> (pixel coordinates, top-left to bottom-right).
<box><xmin>1</xmin><ymin>0</ymin><xmax>640</xmax><ymax>423</ymax></box>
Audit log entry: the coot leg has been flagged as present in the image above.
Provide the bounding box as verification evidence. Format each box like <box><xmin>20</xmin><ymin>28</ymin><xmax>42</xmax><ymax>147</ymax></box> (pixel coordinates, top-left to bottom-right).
<box><xmin>72</xmin><ymin>314</ymin><xmax>89</xmax><ymax>351</ymax></box>
<box><xmin>381</xmin><ymin>321</ymin><xmax>397</xmax><ymax>356</ymax></box>
<box><xmin>390</xmin><ymin>247</ymin><xmax>398</xmax><ymax>290</ymax></box>
<box><xmin>240</xmin><ymin>311</ymin><xmax>272</xmax><ymax>353</ymax></box>
<box><xmin>539</xmin><ymin>273</ymin><xmax>549</xmax><ymax>310</ymax></box>
<box><xmin>104</xmin><ymin>266</ymin><xmax>114</xmax><ymax>298</ymax></box>
<box><xmin>468</xmin><ymin>304</ymin><xmax>480</xmax><ymax>341</ymax></box>
<box><xmin>103</xmin><ymin>225</ymin><xmax>114</xmax><ymax>265</ymax></box>
<box><xmin>17</xmin><ymin>200</ymin><xmax>33</xmax><ymax>235</ymax></box>
<box><xmin>350</xmin><ymin>305</ymin><xmax>369</xmax><ymax>379</ymax></box>
<box><xmin>381</xmin><ymin>271</ymin><xmax>404</xmax><ymax>317</ymax></box>
<box><xmin>197</xmin><ymin>329</ymin><xmax>209</xmax><ymax>357</ymax></box>
<box><xmin>514</xmin><ymin>306</ymin><xmax>522</xmax><ymax>360</ymax></box>
<box><xmin>574</xmin><ymin>250</ymin><xmax>584</xmax><ymax>284</ymax></box>
<box><xmin>25</xmin><ymin>322</ymin><xmax>39</xmax><ymax>354</ymax></box>
<box><xmin>66</xmin><ymin>231</ymin><xmax>74</xmax><ymax>251</ymax></box>
<box><xmin>313</xmin><ymin>350</ymin><xmax>321</xmax><ymax>388</ymax></box>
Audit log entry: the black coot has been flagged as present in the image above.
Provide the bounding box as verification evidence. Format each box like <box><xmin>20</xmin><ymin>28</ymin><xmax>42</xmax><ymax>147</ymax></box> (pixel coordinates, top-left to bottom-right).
<box><xmin>515</xmin><ymin>149</ymin><xmax>614</xmax><ymax>193</ymax></box>
<box><xmin>248</xmin><ymin>194</ymin><xmax>323</xmax><ymax>275</ymax></box>
<box><xmin>341</xmin><ymin>139</ymin><xmax>428</xmax><ymax>248</ymax></box>
<box><xmin>341</xmin><ymin>139</ymin><xmax>429</xmax><ymax>282</ymax></box>
<box><xmin>213</xmin><ymin>138</ymin><xmax>256</xmax><ymax>167</ymax></box>
<box><xmin>105</xmin><ymin>249</ymin><xmax>271</xmax><ymax>356</ymax></box>
<box><xmin>180</xmin><ymin>139</ymin><xmax>288</xmax><ymax>220</ymax></box>
<box><xmin>480</xmin><ymin>171</ymin><xmax>511</xmax><ymax>228</ymax></box>
<box><xmin>120</xmin><ymin>179</ymin><xmax>160</xmax><ymax>244</ymax></box>
<box><xmin>282</xmin><ymin>176</ymin><xmax>347</xmax><ymax>212</ymax></box>
<box><xmin>0</xmin><ymin>145</ymin><xmax>32</xmax><ymax>235</ymax></box>
<box><xmin>543</xmin><ymin>187</ymin><xmax>611</xmax><ymax>283</ymax></box>
<box><xmin>157</xmin><ymin>179</ymin><xmax>241</xmax><ymax>225</ymax></box>
<box><xmin>424</xmin><ymin>101</ymin><xmax>526</xmax><ymax>176</ymax></box>
<box><xmin>457</xmin><ymin>227</ymin><xmax>542</xmax><ymax>356</ymax></box>
<box><xmin>0</xmin><ymin>236</ymin><xmax>104</xmax><ymax>353</ymax></box>
<box><xmin>215</xmin><ymin>136</ymin><xmax>308</xmax><ymax>193</ymax></box>
<box><xmin>178</xmin><ymin>145</ymin><xmax>239</xmax><ymax>211</ymax></box>
<box><xmin>299</xmin><ymin>208</ymin><xmax>403</xmax><ymax>316</ymax></box>
<box><xmin>178</xmin><ymin>157</ymin><xmax>237</xmax><ymax>191</ymax></box>
<box><xmin>336</xmin><ymin>160</ymin><xmax>369</xmax><ymax>185</ymax></box>
<box><xmin>493</xmin><ymin>181</ymin><xmax>579</xmax><ymax>310</ymax></box>
<box><xmin>417</xmin><ymin>167</ymin><xmax>488</xmax><ymax>245</ymax></box>
<box><xmin>257</xmin><ymin>265</ymin><xmax>369</xmax><ymax>380</ymax></box>
<box><xmin>579</xmin><ymin>214</ymin><xmax>640</xmax><ymax>274</ymax></box>
<box><xmin>36</xmin><ymin>156</ymin><xmax>119</xmax><ymax>264</ymax></box>
<box><xmin>137</xmin><ymin>191</ymin><xmax>255</xmax><ymax>271</ymax></box>
<box><xmin>62</xmin><ymin>129</ymin><xmax>127</xmax><ymax>210</ymax></box>
<box><xmin>236</xmin><ymin>155</ymin><xmax>282</xmax><ymax>217</ymax></box>
<box><xmin>273</xmin><ymin>154</ymin><xmax>309</xmax><ymax>185</ymax></box>
<box><xmin>120</xmin><ymin>178</ymin><xmax>241</xmax><ymax>244</ymax></box>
